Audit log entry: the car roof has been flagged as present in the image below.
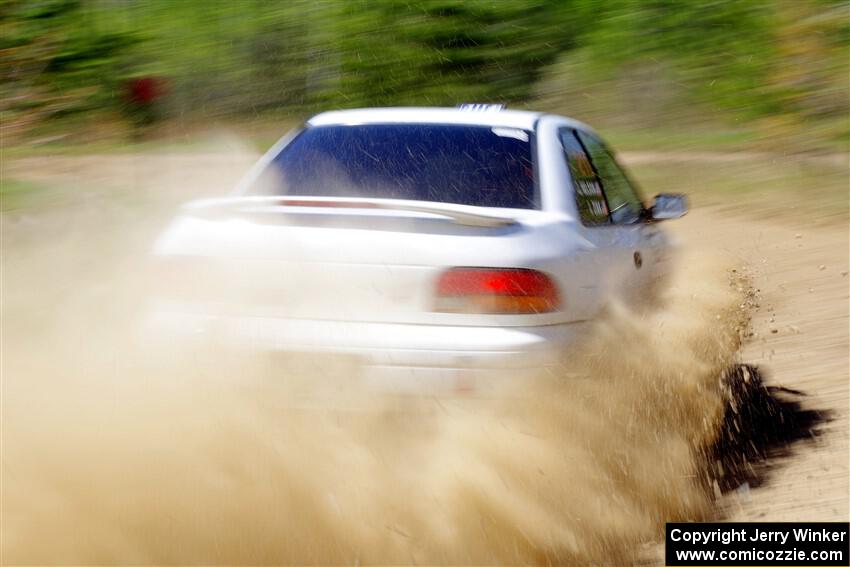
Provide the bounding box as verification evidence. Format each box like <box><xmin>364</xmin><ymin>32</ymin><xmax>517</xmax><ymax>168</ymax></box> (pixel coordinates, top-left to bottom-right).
<box><xmin>307</xmin><ymin>107</ymin><xmax>547</xmax><ymax>130</ymax></box>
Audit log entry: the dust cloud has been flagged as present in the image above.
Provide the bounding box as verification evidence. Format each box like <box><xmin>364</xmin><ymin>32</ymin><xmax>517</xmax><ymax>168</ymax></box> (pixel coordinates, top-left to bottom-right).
<box><xmin>2</xmin><ymin>147</ymin><xmax>746</xmax><ymax>565</ymax></box>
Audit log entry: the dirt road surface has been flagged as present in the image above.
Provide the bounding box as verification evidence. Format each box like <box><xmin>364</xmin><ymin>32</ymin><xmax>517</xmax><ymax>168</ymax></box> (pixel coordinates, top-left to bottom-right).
<box><xmin>2</xmin><ymin>151</ymin><xmax>848</xmax><ymax>563</ymax></box>
<box><xmin>677</xmin><ymin>210</ymin><xmax>848</xmax><ymax>521</ymax></box>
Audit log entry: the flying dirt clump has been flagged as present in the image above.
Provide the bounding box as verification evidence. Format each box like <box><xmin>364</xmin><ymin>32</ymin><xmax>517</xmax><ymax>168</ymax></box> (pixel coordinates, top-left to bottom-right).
<box><xmin>2</xmin><ymin>151</ymin><xmax>747</xmax><ymax>565</ymax></box>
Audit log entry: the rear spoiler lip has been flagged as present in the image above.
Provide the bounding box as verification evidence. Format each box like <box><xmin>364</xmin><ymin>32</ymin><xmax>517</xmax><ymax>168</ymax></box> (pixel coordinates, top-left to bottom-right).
<box><xmin>182</xmin><ymin>196</ymin><xmax>519</xmax><ymax>228</ymax></box>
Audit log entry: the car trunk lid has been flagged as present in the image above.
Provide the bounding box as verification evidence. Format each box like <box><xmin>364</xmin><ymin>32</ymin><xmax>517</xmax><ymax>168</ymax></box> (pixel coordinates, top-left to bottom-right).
<box><xmin>153</xmin><ymin>197</ymin><xmax>565</xmax><ymax>326</ymax></box>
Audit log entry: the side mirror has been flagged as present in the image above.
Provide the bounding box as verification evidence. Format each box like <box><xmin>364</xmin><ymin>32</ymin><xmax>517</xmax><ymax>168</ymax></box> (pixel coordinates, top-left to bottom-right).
<box><xmin>650</xmin><ymin>193</ymin><xmax>688</xmax><ymax>221</ymax></box>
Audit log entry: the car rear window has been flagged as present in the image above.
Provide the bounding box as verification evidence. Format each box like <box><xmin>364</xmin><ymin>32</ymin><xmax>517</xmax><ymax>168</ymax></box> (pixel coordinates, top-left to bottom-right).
<box><xmin>266</xmin><ymin>124</ymin><xmax>537</xmax><ymax>209</ymax></box>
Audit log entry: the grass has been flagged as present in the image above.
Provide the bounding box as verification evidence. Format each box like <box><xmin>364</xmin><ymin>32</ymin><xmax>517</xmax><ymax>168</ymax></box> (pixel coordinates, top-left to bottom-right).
<box><xmin>602</xmin><ymin>127</ymin><xmax>760</xmax><ymax>152</ymax></box>
<box><xmin>0</xmin><ymin>178</ymin><xmax>55</xmax><ymax>211</ymax></box>
<box><xmin>2</xmin><ymin>115</ymin><xmax>303</xmax><ymax>159</ymax></box>
<box><xmin>627</xmin><ymin>157</ymin><xmax>849</xmax><ymax>225</ymax></box>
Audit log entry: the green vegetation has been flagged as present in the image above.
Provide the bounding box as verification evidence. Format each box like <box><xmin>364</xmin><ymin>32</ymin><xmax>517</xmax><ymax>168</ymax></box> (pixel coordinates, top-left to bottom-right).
<box><xmin>0</xmin><ymin>177</ymin><xmax>54</xmax><ymax>210</ymax></box>
<box><xmin>1</xmin><ymin>0</ymin><xmax>848</xmax><ymax>151</ymax></box>
<box><xmin>1</xmin><ymin>0</ymin><xmax>139</xmax><ymax>136</ymax></box>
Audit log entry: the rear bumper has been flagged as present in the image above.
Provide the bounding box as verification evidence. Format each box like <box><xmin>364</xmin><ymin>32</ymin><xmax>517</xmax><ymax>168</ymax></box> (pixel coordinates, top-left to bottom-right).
<box><xmin>144</xmin><ymin>308</ymin><xmax>588</xmax><ymax>393</ymax></box>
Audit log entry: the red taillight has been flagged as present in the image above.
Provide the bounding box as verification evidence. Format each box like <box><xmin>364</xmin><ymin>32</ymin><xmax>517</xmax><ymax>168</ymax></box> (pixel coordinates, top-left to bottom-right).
<box><xmin>435</xmin><ymin>268</ymin><xmax>561</xmax><ymax>314</ymax></box>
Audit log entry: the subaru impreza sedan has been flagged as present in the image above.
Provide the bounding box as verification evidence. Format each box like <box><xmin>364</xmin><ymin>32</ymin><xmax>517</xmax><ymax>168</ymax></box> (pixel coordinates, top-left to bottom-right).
<box><xmin>149</xmin><ymin>106</ymin><xmax>687</xmax><ymax>392</ymax></box>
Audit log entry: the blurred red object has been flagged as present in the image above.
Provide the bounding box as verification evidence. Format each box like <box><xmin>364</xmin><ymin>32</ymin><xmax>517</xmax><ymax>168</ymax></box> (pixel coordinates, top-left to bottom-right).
<box><xmin>125</xmin><ymin>77</ymin><xmax>167</xmax><ymax>105</ymax></box>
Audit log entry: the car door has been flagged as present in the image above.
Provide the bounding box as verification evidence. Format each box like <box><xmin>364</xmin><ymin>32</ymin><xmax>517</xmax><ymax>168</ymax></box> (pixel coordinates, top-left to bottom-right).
<box><xmin>559</xmin><ymin>128</ymin><xmax>661</xmax><ymax>304</ymax></box>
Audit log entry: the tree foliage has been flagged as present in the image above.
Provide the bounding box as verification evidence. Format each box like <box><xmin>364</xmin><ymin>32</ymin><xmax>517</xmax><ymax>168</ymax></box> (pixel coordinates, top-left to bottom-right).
<box><xmin>331</xmin><ymin>0</ymin><xmax>577</xmax><ymax>106</ymax></box>
<box><xmin>1</xmin><ymin>0</ymin><xmax>847</xmax><ymax>147</ymax></box>
<box><xmin>1</xmin><ymin>0</ymin><xmax>137</xmax><ymax>135</ymax></box>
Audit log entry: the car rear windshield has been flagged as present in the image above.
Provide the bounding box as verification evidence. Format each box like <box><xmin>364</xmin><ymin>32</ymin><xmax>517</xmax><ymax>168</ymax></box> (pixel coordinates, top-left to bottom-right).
<box><xmin>266</xmin><ymin>123</ymin><xmax>537</xmax><ymax>209</ymax></box>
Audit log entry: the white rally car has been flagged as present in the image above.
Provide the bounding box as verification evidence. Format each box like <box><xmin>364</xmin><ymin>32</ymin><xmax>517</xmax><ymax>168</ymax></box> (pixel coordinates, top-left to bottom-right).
<box><xmin>150</xmin><ymin>106</ymin><xmax>687</xmax><ymax>391</ymax></box>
